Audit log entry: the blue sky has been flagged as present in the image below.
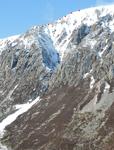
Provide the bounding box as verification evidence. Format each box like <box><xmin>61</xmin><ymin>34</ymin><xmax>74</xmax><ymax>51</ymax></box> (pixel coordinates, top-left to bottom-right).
<box><xmin>0</xmin><ymin>0</ymin><xmax>114</xmax><ymax>38</ymax></box>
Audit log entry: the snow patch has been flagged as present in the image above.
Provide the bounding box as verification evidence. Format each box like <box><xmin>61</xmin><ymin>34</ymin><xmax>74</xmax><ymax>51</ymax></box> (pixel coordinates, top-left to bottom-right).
<box><xmin>98</xmin><ymin>45</ymin><xmax>109</xmax><ymax>58</ymax></box>
<box><xmin>90</xmin><ymin>76</ymin><xmax>95</xmax><ymax>89</ymax></box>
<box><xmin>104</xmin><ymin>82</ymin><xmax>110</xmax><ymax>93</ymax></box>
<box><xmin>11</xmin><ymin>42</ymin><xmax>18</xmax><ymax>47</ymax></box>
<box><xmin>83</xmin><ymin>39</ymin><xmax>97</xmax><ymax>49</ymax></box>
<box><xmin>0</xmin><ymin>97</ymin><xmax>41</xmax><ymax>137</ymax></box>
<box><xmin>109</xmin><ymin>20</ymin><xmax>114</xmax><ymax>32</ymax></box>
<box><xmin>0</xmin><ymin>143</ymin><xmax>9</xmax><ymax>150</ymax></box>
<box><xmin>83</xmin><ymin>72</ymin><xmax>90</xmax><ymax>79</ymax></box>
<box><xmin>83</xmin><ymin>69</ymin><xmax>93</xmax><ymax>79</ymax></box>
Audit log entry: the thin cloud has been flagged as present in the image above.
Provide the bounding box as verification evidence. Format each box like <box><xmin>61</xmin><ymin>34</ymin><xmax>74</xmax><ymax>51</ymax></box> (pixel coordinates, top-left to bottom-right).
<box><xmin>96</xmin><ymin>0</ymin><xmax>114</xmax><ymax>6</ymax></box>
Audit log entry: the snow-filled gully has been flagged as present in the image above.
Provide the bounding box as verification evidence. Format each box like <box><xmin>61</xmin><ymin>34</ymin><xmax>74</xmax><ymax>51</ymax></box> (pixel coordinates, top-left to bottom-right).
<box><xmin>0</xmin><ymin>97</ymin><xmax>40</xmax><ymax>150</ymax></box>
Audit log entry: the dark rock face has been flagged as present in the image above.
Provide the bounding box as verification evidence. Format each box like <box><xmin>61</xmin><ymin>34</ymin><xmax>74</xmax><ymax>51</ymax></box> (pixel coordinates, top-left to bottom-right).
<box><xmin>70</xmin><ymin>24</ymin><xmax>90</xmax><ymax>45</ymax></box>
<box><xmin>1</xmin><ymin>5</ymin><xmax>114</xmax><ymax>150</ymax></box>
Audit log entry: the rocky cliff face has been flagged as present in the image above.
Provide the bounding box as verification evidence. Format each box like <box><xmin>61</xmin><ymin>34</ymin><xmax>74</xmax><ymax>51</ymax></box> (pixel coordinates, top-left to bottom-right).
<box><xmin>0</xmin><ymin>26</ymin><xmax>59</xmax><ymax>121</ymax></box>
<box><xmin>1</xmin><ymin>5</ymin><xmax>114</xmax><ymax>150</ymax></box>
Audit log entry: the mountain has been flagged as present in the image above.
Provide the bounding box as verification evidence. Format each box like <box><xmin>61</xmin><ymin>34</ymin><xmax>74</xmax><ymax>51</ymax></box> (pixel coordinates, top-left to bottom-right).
<box><xmin>0</xmin><ymin>5</ymin><xmax>114</xmax><ymax>150</ymax></box>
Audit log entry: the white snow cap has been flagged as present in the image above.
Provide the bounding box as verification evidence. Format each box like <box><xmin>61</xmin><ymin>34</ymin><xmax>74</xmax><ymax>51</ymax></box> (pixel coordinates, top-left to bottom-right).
<box><xmin>48</xmin><ymin>4</ymin><xmax>114</xmax><ymax>60</ymax></box>
<box><xmin>1</xmin><ymin>5</ymin><xmax>114</xmax><ymax>59</ymax></box>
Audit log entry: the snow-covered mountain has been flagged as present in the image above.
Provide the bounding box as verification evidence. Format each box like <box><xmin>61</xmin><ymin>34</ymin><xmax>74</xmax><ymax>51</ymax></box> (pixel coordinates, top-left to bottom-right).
<box><xmin>0</xmin><ymin>5</ymin><xmax>114</xmax><ymax>150</ymax></box>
